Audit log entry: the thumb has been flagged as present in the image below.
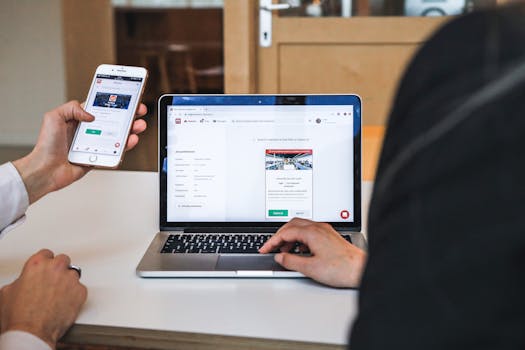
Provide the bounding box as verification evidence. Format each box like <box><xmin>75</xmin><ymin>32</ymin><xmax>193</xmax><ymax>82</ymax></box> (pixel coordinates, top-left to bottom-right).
<box><xmin>274</xmin><ymin>253</ymin><xmax>313</xmax><ymax>275</ymax></box>
<box><xmin>54</xmin><ymin>100</ymin><xmax>95</xmax><ymax>123</ymax></box>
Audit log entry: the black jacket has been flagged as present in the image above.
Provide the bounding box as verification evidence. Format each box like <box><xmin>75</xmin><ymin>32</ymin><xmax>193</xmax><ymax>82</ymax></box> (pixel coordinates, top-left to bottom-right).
<box><xmin>351</xmin><ymin>5</ymin><xmax>525</xmax><ymax>349</ymax></box>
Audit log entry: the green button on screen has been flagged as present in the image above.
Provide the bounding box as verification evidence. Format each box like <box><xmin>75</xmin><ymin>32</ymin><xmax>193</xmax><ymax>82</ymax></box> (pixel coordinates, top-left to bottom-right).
<box><xmin>86</xmin><ymin>129</ymin><xmax>102</xmax><ymax>135</ymax></box>
<box><xmin>269</xmin><ymin>210</ymin><xmax>288</xmax><ymax>217</ymax></box>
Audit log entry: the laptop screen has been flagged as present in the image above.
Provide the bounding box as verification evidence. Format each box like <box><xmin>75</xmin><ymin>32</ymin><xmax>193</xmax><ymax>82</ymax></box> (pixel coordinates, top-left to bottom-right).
<box><xmin>159</xmin><ymin>95</ymin><xmax>361</xmax><ymax>230</ymax></box>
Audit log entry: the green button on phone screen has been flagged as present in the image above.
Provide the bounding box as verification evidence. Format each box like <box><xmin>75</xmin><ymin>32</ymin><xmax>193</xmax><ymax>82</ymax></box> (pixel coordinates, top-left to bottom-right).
<box><xmin>86</xmin><ymin>129</ymin><xmax>102</xmax><ymax>135</ymax></box>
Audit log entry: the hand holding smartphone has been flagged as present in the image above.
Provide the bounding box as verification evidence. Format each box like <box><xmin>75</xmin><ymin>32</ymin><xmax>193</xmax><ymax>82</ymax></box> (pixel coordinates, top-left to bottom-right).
<box><xmin>68</xmin><ymin>64</ymin><xmax>148</xmax><ymax>168</ymax></box>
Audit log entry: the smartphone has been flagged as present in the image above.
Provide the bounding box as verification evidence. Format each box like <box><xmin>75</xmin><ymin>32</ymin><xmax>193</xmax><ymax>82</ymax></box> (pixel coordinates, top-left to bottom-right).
<box><xmin>68</xmin><ymin>64</ymin><xmax>148</xmax><ymax>168</ymax></box>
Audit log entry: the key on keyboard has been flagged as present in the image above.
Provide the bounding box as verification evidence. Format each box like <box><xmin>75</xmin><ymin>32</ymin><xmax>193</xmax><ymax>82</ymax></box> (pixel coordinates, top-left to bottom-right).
<box><xmin>161</xmin><ymin>233</ymin><xmax>352</xmax><ymax>254</ymax></box>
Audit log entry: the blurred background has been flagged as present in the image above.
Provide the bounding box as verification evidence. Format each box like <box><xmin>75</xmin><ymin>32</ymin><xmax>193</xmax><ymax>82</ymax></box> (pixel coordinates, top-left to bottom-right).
<box><xmin>0</xmin><ymin>0</ymin><xmax>502</xmax><ymax>178</ymax></box>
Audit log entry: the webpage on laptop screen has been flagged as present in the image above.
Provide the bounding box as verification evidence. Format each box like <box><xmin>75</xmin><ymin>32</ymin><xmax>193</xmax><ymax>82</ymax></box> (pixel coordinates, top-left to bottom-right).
<box><xmin>166</xmin><ymin>104</ymin><xmax>354</xmax><ymax>223</ymax></box>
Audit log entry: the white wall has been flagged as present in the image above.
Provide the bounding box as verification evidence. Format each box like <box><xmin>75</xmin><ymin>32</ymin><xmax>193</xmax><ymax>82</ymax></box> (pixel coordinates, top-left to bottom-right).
<box><xmin>0</xmin><ymin>0</ymin><xmax>65</xmax><ymax>146</ymax></box>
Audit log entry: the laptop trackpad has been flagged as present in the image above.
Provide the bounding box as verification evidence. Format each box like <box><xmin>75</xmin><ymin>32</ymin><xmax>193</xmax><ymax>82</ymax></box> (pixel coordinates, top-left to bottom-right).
<box><xmin>216</xmin><ymin>255</ymin><xmax>285</xmax><ymax>271</ymax></box>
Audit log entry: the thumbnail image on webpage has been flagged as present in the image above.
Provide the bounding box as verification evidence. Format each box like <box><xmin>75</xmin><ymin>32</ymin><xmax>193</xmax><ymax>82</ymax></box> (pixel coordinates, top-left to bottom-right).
<box><xmin>265</xmin><ymin>149</ymin><xmax>313</xmax><ymax>220</ymax></box>
<box><xmin>93</xmin><ymin>92</ymin><xmax>132</xmax><ymax>109</ymax></box>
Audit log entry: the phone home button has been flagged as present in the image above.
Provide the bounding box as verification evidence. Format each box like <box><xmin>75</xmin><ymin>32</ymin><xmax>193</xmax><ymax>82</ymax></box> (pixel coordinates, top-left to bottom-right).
<box><xmin>89</xmin><ymin>155</ymin><xmax>98</xmax><ymax>163</ymax></box>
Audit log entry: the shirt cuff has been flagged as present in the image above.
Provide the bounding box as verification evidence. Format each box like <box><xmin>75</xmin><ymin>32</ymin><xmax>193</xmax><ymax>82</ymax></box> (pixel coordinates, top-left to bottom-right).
<box><xmin>0</xmin><ymin>330</ymin><xmax>52</xmax><ymax>350</ymax></box>
<box><xmin>0</xmin><ymin>162</ymin><xmax>29</xmax><ymax>236</ymax></box>
<box><xmin>0</xmin><ymin>215</ymin><xmax>27</xmax><ymax>237</ymax></box>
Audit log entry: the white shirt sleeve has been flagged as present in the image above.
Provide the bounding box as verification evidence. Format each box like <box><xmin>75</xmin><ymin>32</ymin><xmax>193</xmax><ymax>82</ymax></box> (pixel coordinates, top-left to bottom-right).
<box><xmin>0</xmin><ymin>167</ymin><xmax>52</xmax><ymax>350</ymax></box>
<box><xmin>0</xmin><ymin>331</ymin><xmax>52</xmax><ymax>350</ymax></box>
<box><xmin>0</xmin><ymin>162</ymin><xmax>29</xmax><ymax>236</ymax></box>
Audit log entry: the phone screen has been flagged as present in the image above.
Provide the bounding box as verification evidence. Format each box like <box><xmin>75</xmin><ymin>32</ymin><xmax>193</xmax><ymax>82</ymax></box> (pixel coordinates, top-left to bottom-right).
<box><xmin>71</xmin><ymin>74</ymin><xmax>143</xmax><ymax>156</ymax></box>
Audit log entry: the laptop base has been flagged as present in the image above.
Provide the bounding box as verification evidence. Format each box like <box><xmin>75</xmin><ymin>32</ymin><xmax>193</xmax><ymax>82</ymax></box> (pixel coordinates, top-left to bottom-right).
<box><xmin>136</xmin><ymin>231</ymin><xmax>367</xmax><ymax>278</ymax></box>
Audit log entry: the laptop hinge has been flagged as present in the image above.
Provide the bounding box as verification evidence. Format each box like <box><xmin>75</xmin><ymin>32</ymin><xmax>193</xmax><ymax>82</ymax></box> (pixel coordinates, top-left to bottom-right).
<box><xmin>184</xmin><ymin>227</ymin><xmax>278</xmax><ymax>234</ymax></box>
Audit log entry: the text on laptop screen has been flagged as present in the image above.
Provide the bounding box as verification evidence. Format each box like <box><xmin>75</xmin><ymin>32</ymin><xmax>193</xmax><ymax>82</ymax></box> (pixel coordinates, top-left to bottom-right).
<box><xmin>163</xmin><ymin>96</ymin><xmax>359</xmax><ymax>224</ymax></box>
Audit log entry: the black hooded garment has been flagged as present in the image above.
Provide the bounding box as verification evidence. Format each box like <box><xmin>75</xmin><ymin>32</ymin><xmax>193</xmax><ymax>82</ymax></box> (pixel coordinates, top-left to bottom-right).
<box><xmin>351</xmin><ymin>4</ymin><xmax>525</xmax><ymax>349</ymax></box>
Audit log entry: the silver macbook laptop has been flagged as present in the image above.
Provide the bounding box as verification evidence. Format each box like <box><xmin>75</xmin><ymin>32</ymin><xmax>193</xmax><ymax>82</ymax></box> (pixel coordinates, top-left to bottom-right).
<box><xmin>136</xmin><ymin>94</ymin><xmax>366</xmax><ymax>278</ymax></box>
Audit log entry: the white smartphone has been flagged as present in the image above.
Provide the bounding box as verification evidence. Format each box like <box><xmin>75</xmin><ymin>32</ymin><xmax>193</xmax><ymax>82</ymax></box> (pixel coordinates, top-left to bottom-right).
<box><xmin>68</xmin><ymin>64</ymin><xmax>148</xmax><ymax>168</ymax></box>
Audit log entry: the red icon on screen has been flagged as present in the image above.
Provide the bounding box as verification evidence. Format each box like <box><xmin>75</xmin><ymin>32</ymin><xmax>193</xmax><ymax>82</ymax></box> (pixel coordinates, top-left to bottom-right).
<box><xmin>340</xmin><ymin>210</ymin><xmax>350</xmax><ymax>219</ymax></box>
<box><xmin>175</xmin><ymin>118</ymin><xmax>181</xmax><ymax>124</ymax></box>
<box><xmin>115</xmin><ymin>142</ymin><xmax>120</xmax><ymax>148</ymax></box>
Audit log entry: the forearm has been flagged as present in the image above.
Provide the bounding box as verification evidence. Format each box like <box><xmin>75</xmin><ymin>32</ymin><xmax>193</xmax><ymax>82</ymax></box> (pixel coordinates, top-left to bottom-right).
<box><xmin>12</xmin><ymin>154</ymin><xmax>53</xmax><ymax>205</ymax></box>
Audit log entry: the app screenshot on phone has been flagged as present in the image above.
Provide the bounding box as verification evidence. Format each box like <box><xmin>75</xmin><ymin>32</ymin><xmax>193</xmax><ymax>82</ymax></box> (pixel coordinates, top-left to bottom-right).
<box><xmin>72</xmin><ymin>74</ymin><xmax>142</xmax><ymax>156</ymax></box>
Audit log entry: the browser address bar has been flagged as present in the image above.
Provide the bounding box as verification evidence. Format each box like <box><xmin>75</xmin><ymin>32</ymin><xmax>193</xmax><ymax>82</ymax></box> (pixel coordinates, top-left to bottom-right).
<box><xmin>231</xmin><ymin>117</ymin><xmax>306</xmax><ymax>124</ymax></box>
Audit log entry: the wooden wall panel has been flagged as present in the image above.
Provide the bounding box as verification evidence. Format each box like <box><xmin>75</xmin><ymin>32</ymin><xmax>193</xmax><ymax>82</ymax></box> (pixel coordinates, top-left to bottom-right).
<box><xmin>279</xmin><ymin>44</ymin><xmax>418</xmax><ymax>125</ymax></box>
<box><xmin>62</xmin><ymin>0</ymin><xmax>115</xmax><ymax>101</ymax></box>
<box><xmin>224</xmin><ymin>0</ymin><xmax>257</xmax><ymax>93</ymax></box>
<box><xmin>224</xmin><ymin>0</ymin><xmax>448</xmax><ymax>125</ymax></box>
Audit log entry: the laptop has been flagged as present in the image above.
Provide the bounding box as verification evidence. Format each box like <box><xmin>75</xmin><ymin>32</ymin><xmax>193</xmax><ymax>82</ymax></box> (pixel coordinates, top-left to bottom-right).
<box><xmin>136</xmin><ymin>94</ymin><xmax>366</xmax><ymax>278</ymax></box>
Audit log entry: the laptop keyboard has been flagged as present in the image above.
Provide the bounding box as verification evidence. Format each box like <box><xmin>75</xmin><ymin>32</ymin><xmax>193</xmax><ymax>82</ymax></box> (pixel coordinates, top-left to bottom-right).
<box><xmin>160</xmin><ymin>233</ymin><xmax>352</xmax><ymax>254</ymax></box>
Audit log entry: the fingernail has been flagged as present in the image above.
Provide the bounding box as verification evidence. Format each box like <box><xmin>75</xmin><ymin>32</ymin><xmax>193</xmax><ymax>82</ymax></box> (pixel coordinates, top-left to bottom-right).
<box><xmin>274</xmin><ymin>253</ymin><xmax>283</xmax><ymax>263</ymax></box>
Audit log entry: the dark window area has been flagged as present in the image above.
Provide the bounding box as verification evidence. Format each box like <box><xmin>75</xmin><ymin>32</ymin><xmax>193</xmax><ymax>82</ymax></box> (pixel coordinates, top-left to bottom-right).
<box><xmin>115</xmin><ymin>7</ymin><xmax>224</xmax><ymax>105</ymax></box>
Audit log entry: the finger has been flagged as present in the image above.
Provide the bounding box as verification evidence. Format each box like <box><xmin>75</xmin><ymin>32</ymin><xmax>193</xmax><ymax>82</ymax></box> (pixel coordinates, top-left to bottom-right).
<box><xmin>279</xmin><ymin>242</ymin><xmax>295</xmax><ymax>253</ymax></box>
<box><xmin>130</xmin><ymin>119</ymin><xmax>147</xmax><ymax>134</ymax></box>
<box><xmin>278</xmin><ymin>218</ymin><xmax>315</xmax><ymax>231</ymax></box>
<box><xmin>54</xmin><ymin>254</ymin><xmax>72</xmax><ymax>270</ymax></box>
<box><xmin>68</xmin><ymin>268</ymin><xmax>81</xmax><ymax>280</ymax></box>
<box><xmin>274</xmin><ymin>253</ymin><xmax>314</xmax><ymax>275</ymax></box>
<box><xmin>136</xmin><ymin>103</ymin><xmax>147</xmax><ymax>117</ymax></box>
<box><xmin>260</xmin><ymin>225</ymin><xmax>305</xmax><ymax>253</ymax></box>
<box><xmin>298</xmin><ymin>243</ymin><xmax>310</xmax><ymax>253</ymax></box>
<box><xmin>259</xmin><ymin>234</ymin><xmax>287</xmax><ymax>253</ymax></box>
<box><xmin>259</xmin><ymin>220</ymin><xmax>300</xmax><ymax>253</ymax></box>
<box><xmin>278</xmin><ymin>225</ymin><xmax>316</xmax><ymax>252</ymax></box>
<box><xmin>78</xmin><ymin>284</ymin><xmax>88</xmax><ymax>303</ymax></box>
<box><xmin>125</xmin><ymin>134</ymin><xmax>139</xmax><ymax>151</ymax></box>
<box><xmin>264</xmin><ymin>218</ymin><xmax>315</xmax><ymax>248</ymax></box>
<box><xmin>53</xmin><ymin>100</ymin><xmax>95</xmax><ymax>123</ymax></box>
<box><xmin>0</xmin><ymin>284</ymin><xmax>11</xmax><ymax>298</ymax></box>
<box><xmin>22</xmin><ymin>249</ymin><xmax>54</xmax><ymax>273</ymax></box>
<box><xmin>33</xmin><ymin>249</ymin><xmax>55</xmax><ymax>260</ymax></box>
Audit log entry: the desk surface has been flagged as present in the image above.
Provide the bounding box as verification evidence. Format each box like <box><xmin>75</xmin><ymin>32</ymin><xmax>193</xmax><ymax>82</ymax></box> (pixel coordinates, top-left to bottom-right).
<box><xmin>0</xmin><ymin>171</ymin><xmax>373</xmax><ymax>349</ymax></box>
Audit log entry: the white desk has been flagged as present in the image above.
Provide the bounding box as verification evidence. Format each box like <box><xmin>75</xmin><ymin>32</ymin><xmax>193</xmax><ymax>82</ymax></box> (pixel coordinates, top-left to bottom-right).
<box><xmin>0</xmin><ymin>171</ymin><xmax>373</xmax><ymax>349</ymax></box>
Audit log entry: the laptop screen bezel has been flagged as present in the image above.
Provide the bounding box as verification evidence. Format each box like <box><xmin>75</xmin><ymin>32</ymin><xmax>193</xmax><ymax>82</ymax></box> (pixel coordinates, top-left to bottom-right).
<box><xmin>158</xmin><ymin>94</ymin><xmax>362</xmax><ymax>231</ymax></box>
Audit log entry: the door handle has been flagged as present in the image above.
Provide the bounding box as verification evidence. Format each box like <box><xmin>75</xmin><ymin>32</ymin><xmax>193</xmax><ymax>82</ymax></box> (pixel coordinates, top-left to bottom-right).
<box><xmin>260</xmin><ymin>3</ymin><xmax>293</xmax><ymax>11</ymax></box>
<box><xmin>259</xmin><ymin>1</ymin><xmax>298</xmax><ymax>47</ymax></box>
